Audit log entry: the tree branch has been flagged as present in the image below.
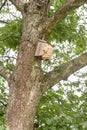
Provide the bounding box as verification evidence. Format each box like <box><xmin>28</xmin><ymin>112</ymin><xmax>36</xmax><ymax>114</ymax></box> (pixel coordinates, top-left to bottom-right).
<box><xmin>0</xmin><ymin>0</ymin><xmax>7</xmax><ymax>11</ymax></box>
<box><xmin>9</xmin><ymin>0</ymin><xmax>24</xmax><ymax>12</ymax></box>
<box><xmin>0</xmin><ymin>20</ymin><xmax>8</xmax><ymax>24</ymax></box>
<box><xmin>0</xmin><ymin>67</ymin><xmax>11</xmax><ymax>82</ymax></box>
<box><xmin>40</xmin><ymin>0</ymin><xmax>87</xmax><ymax>34</ymax></box>
<box><xmin>0</xmin><ymin>100</ymin><xmax>7</xmax><ymax>107</ymax></box>
<box><xmin>42</xmin><ymin>52</ymin><xmax>87</xmax><ymax>93</ymax></box>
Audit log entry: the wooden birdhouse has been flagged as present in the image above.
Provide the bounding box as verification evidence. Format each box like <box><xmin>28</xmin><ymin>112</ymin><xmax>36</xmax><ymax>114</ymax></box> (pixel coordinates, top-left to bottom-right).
<box><xmin>35</xmin><ymin>39</ymin><xmax>53</xmax><ymax>60</ymax></box>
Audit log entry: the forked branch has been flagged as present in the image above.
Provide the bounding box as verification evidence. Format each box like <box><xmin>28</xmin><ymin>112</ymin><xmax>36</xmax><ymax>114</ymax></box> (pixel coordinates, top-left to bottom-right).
<box><xmin>9</xmin><ymin>0</ymin><xmax>24</xmax><ymax>11</ymax></box>
<box><xmin>41</xmin><ymin>0</ymin><xmax>87</xmax><ymax>34</ymax></box>
<box><xmin>42</xmin><ymin>52</ymin><xmax>87</xmax><ymax>93</ymax></box>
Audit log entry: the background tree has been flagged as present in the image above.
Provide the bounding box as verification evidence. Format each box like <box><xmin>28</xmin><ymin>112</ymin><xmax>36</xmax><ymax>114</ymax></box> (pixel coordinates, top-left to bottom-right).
<box><xmin>0</xmin><ymin>0</ymin><xmax>87</xmax><ymax>130</ymax></box>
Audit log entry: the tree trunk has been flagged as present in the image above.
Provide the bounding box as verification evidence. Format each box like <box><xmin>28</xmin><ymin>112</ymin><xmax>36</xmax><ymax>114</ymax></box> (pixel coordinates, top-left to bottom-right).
<box><xmin>7</xmin><ymin>77</ymin><xmax>42</xmax><ymax>130</ymax></box>
<box><xmin>6</xmin><ymin>12</ymin><xmax>44</xmax><ymax>130</ymax></box>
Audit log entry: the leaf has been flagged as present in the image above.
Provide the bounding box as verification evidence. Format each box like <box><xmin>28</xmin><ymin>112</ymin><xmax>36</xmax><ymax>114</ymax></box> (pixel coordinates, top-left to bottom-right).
<box><xmin>80</xmin><ymin>122</ymin><xmax>87</xmax><ymax>127</ymax></box>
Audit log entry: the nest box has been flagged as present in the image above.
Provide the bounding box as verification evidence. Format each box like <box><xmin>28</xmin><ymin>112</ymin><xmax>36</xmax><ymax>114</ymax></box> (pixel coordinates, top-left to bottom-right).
<box><xmin>35</xmin><ymin>39</ymin><xmax>53</xmax><ymax>60</ymax></box>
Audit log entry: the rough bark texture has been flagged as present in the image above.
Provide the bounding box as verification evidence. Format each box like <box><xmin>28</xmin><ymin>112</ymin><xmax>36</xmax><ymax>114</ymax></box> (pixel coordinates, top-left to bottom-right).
<box><xmin>0</xmin><ymin>67</ymin><xmax>10</xmax><ymax>81</ymax></box>
<box><xmin>6</xmin><ymin>1</ymin><xmax>50</xmax><ymax>130</ymax></box>
<box><xmin>0</xmin><ymin>0</ymin><xmax>87</xmax><ymax>130</ymax></box>
<box><xmin>41</xmin><ymin>52</ymin><xmax>87</xmax><ymax>93</ymax></box>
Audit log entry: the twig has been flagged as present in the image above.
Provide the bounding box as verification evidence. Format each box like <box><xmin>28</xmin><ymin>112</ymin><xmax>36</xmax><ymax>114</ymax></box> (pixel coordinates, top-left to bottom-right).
<box><xmin>0</xmin><ymin>0</ymin><xmax>7</xmax><ymax>11</ymax></box>
<box><xmin>0</xmin><ymin>20</ymin><xmax>8</xmax><ymax>24</ymax></box>
<box><xmin>0</xmin><ymin>100</ymin><xmax>7</xmax><ymax>107</ymax></box>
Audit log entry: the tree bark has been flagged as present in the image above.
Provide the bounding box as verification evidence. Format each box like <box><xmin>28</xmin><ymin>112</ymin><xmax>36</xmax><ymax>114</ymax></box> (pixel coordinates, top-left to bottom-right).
<box><xmin>6</xmin><ymin>7</ymin><xmax>44</xmax><ymax>130</ymax></box>
<box><xmin>6</xmin><ymin>39</ymin><xmax>43</xmax><ymax>130</ymax></box>
<box><xmin>0</xmin><ymin>67</ymin><xmax>10</xmax><ymax>81</ymax></box>
<box><xmin>41</xmin><ymin>52</ymin><xmax>87</xmax><ymax>93</ymax></box>
<box><xmin>7</xmin><ymin>73</ymin><xmax>43</xmax><ymax>130</ymax></box>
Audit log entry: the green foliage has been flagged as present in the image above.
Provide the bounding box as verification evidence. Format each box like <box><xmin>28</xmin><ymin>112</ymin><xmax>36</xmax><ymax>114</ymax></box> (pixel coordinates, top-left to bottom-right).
<box><xmin>0</xmin><ymin>78</ymin><xmax>8</xmax><ymax>128</ymax></box>
<box><xmin>0</xmin><ymin>19</ymin><xmax>22</xmax><ymax>70</ymax></box>
<box><xmin>48</xmin><ymin>0</ymin><xmax>67</xmax><ymax>17</ymax></box>
<box><xmin>51</xmin><ymin>0</ymin><xmax>67</xmax><ymax>10</ymax></box>
<box><xmin>0</xmin><ymin>125</ymin><xmax>8</xmax><ymax>130</ymax></box>
<box><xmin>49</xmin><ymin>12</ymin><xmax>87</xmax><ymax>55</ymax></box>
<box><xmin>35</xmin><ymin>81</ymin><xmax>87</xmax><ymax>130</ymax></box>
<box><xmin>0</xmin><ymin>19</ymin><xmax>23</xmax><ymax>50</ymax></box>
<box><xmin>49</xmin><ymin>12</ymin><xmax>78</xmax><ymax>41</ymax></box>
<box><xmin>0</xmin><ymin>48</ymin><xmax>17</xmax><ymax>71</ymax></box>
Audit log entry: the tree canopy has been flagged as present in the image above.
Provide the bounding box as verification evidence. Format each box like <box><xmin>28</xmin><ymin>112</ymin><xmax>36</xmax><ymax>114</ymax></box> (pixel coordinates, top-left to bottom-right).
<box><xmin>0</xmin><ymin>0</ymin><xmax>87</xmax><ymax>130</ymax></box>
